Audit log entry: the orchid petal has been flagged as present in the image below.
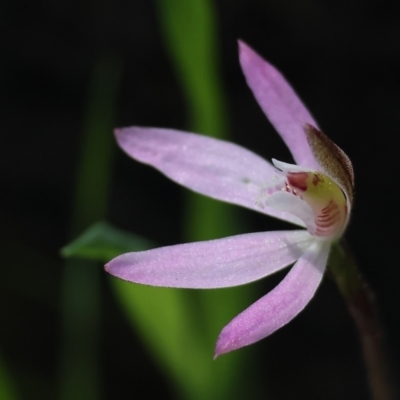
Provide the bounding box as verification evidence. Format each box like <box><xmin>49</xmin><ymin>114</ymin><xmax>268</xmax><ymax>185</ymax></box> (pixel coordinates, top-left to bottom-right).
<box><xmin>272</xmin><ymin>158</ymin><xmax>314</xmax><ymax>174</ymax></box>
<box><xmin>105</xmin><ymin>230</ymin><xmax>314</xmax><ymax>289</ymax></box>
<box><xmin>115</xmin><ymin>127</ymin><xmax>302</xmax><ymax>225</ymax></box>
<box><xmin>265</xmin><ymin>192</ymin><xmax>317</xmax><ymax>235</ymax></box>
<box><xmin>215</xmin><ymin>239</ymin><xmax>330</xmax><ymax>356</ymax></box>
<box><xmin>238</xmin><ymin>41</ymin><xmax>320</xmax><ymax>170</ymax></box>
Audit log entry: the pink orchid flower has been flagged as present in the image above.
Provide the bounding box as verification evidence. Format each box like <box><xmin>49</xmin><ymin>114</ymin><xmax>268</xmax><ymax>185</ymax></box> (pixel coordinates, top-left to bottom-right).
<box><xmin>105</xmin><ymin>41</ymin><xmax>354</xmax><ymax>357</ymax></box>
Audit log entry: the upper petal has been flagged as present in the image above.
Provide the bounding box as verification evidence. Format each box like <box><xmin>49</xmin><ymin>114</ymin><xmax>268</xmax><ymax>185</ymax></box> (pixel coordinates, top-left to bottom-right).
<box><xmin>115</xmin><ymin>127</ymin><xmax>303</xmax><ymax>225</ymax></box>
<box><xmin>105</xmin><ymin>230</ymin><xmax>314</xmax><ymax>289</ymax></box>
<box><xmin>238</xmin><ymin>41</ymin><xmax>320</xmax><ymax>170</ymax></box>
<box><xmin>215</xmin><ymin>239</ymin><xmax>330</xmax><ymax>356</ymax></box>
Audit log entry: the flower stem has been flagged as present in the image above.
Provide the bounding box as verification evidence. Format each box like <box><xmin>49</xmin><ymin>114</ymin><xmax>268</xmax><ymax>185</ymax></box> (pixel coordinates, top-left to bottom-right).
<box><xmin>329</xmin><ymin>241</ymin><xmax>397</xmax><ymax>400</ymax></box>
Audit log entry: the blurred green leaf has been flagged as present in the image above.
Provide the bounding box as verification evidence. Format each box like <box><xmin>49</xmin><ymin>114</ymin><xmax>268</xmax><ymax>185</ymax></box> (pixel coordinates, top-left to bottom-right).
<box><xmin>155</xmin><ymin>0</ymin><xmax>257</xmax><ymax>399</ymax></box>
<box><xmin>59</xmin><ymin>55</ymin><xmax>122</xmax><ymax>400</ymax></box>
<box><xmin>157</xmin><ymin>0</ymin><xmax>227</xmax><ymax>136</ymax></box>
<box><xmin>61</xmin><ymin>221</ymin><xmax>152</xmax><ymax>262</ymax></box>
<box><xmin>0</xmin><ymin>357</ymin><xmax>18</xmax><ymax>400</ymax></box>
<box><xmin>113</xmin><ymin>282</ymin><xmax>214</xmax><ymax>400</ymax></box>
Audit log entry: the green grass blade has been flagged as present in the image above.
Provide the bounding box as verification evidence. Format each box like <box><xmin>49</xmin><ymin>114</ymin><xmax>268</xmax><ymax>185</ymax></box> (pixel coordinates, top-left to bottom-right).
<box><xmin>156</xmin><ymin>0</ymin><xmax>255</xmax><ymax>398</ymax></box>
<box><xmin>59</xmin><ymin>55</ymin><xmax>122</xmax><ymax>400</ymax></box>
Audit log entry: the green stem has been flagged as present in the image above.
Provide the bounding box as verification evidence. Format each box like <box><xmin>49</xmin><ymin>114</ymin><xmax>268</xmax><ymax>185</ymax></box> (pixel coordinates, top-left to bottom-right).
<box><xmin>329</xmin><ymin>242</ymin><xmax>397</xmax><ymax>400</ymax></box>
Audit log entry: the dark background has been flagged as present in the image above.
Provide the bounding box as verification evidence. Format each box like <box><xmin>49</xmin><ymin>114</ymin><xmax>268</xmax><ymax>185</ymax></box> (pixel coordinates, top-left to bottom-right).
<box><xmin>1</xmin><ymin>0</ymin><xmax>399</xmax><ymax>399</ymax></box>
